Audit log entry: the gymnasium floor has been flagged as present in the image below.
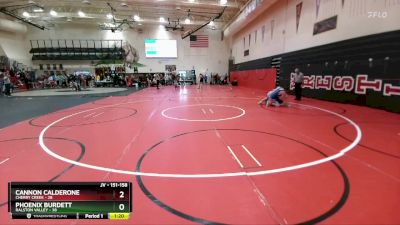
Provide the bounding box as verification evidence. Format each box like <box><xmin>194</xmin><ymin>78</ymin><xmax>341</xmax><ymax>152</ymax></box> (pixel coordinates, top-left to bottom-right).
<box><xmin>0</xmin><ymin>85</ymin><xmax>399</xmax><ymax>224</ymax></box>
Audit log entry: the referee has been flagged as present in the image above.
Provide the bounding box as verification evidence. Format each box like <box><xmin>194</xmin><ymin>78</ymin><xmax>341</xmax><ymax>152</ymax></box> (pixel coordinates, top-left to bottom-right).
<box><xmin>292</xmin><ymin>68</ymin><xmax>304</xmax><ymax>101</ymax></box>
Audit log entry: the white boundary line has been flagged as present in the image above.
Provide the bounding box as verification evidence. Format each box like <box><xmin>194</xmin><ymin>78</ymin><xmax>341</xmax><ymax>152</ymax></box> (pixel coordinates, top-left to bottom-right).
<box><xmin>227</xmin><ymin>146</ymin><xmax>244</xmax><ymax>168</ymax></box>
<box><xmin>241</xmin><ymin>145</ymin><xmax>262</xmax><ymax>167</ymax></box>
<box><xmin>92</xmin><ymin>112</ymin><xmax>104</xmax><ymax>118</ymax></box>
<box><xmin>38</xmin><ymin>101</ymin><xmax>362</xmax><ymax>178</ymax></box>
<box><xmin>83</xmin><ymin>112</ymin><xmax>97</xmax><ymax>118</ymax></box>
<box><xmin>161</xmin><ymin>104</ymin><xmax>246</xmax><ymax>122</ymax></box>
<box><xmin>0</xmin><ymin>158</ymin><xmax>10</xmax><ymax>165</ymax></box>
<box><xmin>215</xmin><ymin>130</ymin><xmax>222</xmax><ymax>139</ymax></box>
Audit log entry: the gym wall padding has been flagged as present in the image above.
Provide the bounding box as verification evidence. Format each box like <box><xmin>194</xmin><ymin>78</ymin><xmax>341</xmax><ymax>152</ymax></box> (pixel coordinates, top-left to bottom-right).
<box><xmin>230</xmin><ymin>30</ymin><xmax>400</xmax><ymax>113</ymax></box>
<box><xmin>230</xmin><ymin>68</ymin><xmax>277</xmax><ymax>91</ymax></box>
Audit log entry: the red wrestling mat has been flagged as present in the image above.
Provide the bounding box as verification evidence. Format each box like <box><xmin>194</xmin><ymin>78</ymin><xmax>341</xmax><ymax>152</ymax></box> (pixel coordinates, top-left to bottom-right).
<box><xmin>0</xmin><ymin>85</ymin><xmax>399</xmax><ymax>224</ymax></box>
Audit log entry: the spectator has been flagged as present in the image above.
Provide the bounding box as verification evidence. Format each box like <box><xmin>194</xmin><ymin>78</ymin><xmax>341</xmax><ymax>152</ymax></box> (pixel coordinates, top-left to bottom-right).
<box><xmin>4</xmin><ymin>72</ymin><xmax>12</xmax><ymax>96</ymax></box>
<box><xmin>146</xmin><ymin>74</ymin><xmax>151</xmax><ymax>87</ymax></box>
<box><xmin>215</xmin><ymin>73</ymin><xmax>219</xmax><ymax>85</ymax></box>
<box><xmin>171</xmin><ymin>73</ymin><xmax>178</xmax><ymax>88</ymax></box>
<box><xmin>164</xmin><ymin>73</ymin><xmax>169</xmax><ymax>85</ymax></box>
<box><xmin>37</xmin><ymin>75</ymin><xmax>44</xmax><ymax>89</ymax></box>
<box><xmin>125</xmin><ymin>75</ymin><xmax>130</xmax><ymax>87</ymax></box>
<box><xmin>78</xmin><ymin>75</ymin><xmax>84</xmax><ymax>89</ymax></box>
<box><xmin>87</xmin><ymin>75</ymin><xmax>92</xmax><ymax>87</ymax></box>
<box><xmin>9</xmin><ymin>71</ymin><xmax>20</xmax><ymax>93</ymax></box>
<box><xmin>60</xmin><ymin>74</ymin><xmax>67</xmax><ymax>88</ymax></box>
<box><xmin>0</xmin><ymin>72</ymin><xmax>4</xmax><ymax>96</ymax></box>
<box><xmin>29</xmin><ymin>71</ymin><xmax>36</xmax><ymax>88</ymax></box>
<box><xmin>24</xmin><ymin>72</ymin><xmax>30</xmax><ymax>90</ymax></box>
<box><xmin>198</xmin><ymin>73</ymin><xmax>204</xmax><ymax>89</ymax></box>
<box><xmin>154</xmin><ymin>73</ymin><xmax>161</xmax><ymax>89</ymax></box>
<box><xmin>220</xmin><ymin>74</ymin><xmax>225</xmax><ymax>85</ymax></box>
<box><xmin>75</xmin><ymin>75</ymin><xmax>81</xmax><ymax>91</ymax></box>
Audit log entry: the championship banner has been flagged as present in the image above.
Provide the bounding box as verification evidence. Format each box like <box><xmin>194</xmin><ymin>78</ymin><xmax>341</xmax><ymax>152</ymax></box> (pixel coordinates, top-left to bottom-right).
<box><xmin>313</xmin><ymin>15</ymin><xmax>338</xmax><ymax>35</ymax></box>
<box><xmin>296</xmin><ymin>2</ymin><xmax>303</xmax><ymax>33</ymax></box>
<box><xmin>316</xmin><ymin>0</ymin><xmax>321</xmax><ymax>18</ymax></box>
<box><xmin>271</xmin><ymin>19</ymin><xmax>275</xmax><ymax>39</ymax></box>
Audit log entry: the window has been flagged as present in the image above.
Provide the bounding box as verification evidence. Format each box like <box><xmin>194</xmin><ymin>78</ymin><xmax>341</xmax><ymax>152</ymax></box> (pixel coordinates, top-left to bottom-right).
<box><xmin>243</xmin><ymin>37</ymin><xmax>245</xmax><ymax>49</ymax></box>
<box><xmin>249</xmin><ymin>34</ymin><xmax>251</xmax><ymax>46</ymax></box>
<box><xmin>255</xmin><ymin>30</ymin><xmax>257</xmax><ymax>43</ymax></box>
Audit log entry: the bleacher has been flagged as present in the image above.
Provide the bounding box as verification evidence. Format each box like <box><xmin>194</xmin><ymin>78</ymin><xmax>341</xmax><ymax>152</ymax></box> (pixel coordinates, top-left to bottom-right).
<box><xmin>29</xmin><ymin>39</ymin><xmax>125</xmax><ymax>61</ymax></box>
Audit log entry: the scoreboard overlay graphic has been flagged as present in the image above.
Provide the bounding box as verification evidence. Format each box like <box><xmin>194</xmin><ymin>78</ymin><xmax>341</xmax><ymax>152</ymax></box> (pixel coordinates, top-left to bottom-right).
<box><xmin>8</xmin><ymin>182</ymin><xmax>132</xmax><ymax>220</ymax></box>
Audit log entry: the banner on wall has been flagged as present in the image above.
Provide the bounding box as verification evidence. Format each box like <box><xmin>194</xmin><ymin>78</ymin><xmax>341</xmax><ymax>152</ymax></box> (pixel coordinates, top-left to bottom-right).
<box><xmin>313</xmin><ymin>15</ymin><xmax>338</xmax><ymax>35</ymax></box>
<box><xmin>289</xmin><ymin>73</ymin><xmax>400</xmax><ymax>97</ymax></box>
<box><xmin>296</xmin><ymin>2</ymin><xmax>303</xmax><ymax>33</ymax></box>
<box><xmin>271</xmin><ymin>19</ymin><xmax>274</xmax><ymax>39</ymax></box>
<box><xmin>342</xmin><ymin>0</ymin><xmax>345</xmax><ymax>8</ymax></box>
<box><xmin>261</xmin><ymin>25</ymin><xmax>265</xmax><ymax>41</ymax></box>
<box><xmin>316</xmin><ymin>0</ymin><xmax>321</xmax><ymax>18</ymax></box>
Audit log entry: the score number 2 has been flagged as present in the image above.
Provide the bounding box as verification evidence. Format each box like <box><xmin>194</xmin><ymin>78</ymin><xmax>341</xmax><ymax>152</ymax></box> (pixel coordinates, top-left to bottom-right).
<box><xmin>118</xmin><ymin>191</ymin><xmax>126</xmax><ymax>211</ymax></box>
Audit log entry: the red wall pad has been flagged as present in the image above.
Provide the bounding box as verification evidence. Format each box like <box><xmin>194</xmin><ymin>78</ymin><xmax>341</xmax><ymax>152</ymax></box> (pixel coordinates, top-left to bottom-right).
<box><xmin>230</xmin><ymin>68</ymin><xmax>277</xmax><ymax>91</ymax></box>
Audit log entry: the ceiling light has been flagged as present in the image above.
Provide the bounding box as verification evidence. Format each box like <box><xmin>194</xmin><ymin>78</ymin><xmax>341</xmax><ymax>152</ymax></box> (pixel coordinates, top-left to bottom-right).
<box><xmin>22</xmin><ymin>11</ymin><xmax>30</xmax><ymax>17</ymax></box>
<box><xmin>138</xmin><ymin>23</ymin><xmax>142</xmax><ymax>26</ymax></box>
<box><xmin>120</xmin><ymin>2</ymin><xmax>128</xmax><ymax>7</ymax></box>
<box><xmin>159</xmin><ymin>24</ymin><xmax>164</xmax><ymax>29</ymax></box>
<box><xmin>106</xmin><ymin>13</ymin><xmax>113</xmax><ymax>19</ymax></box>
<box><xmin>107</xmin><ymin>23</ymin><xmax>116</xmax><ymax>28</ymax></box>
<box><xmin>78</xmin><ymin>11</ymin><xmax>85</xmax><ymax>17</ymax></box>
<box><xmin>159</xmin><ymin>17</ymin><xmax>165</xmax><ymax>23</ymax></box>
<box><xmin>133</xmin><ymin>15</ymin><xmax>140</xmax><ymax>21</ymax></box>
<box><xmin>50</xmin><ymin>10</ymin><xmax>58</xmax><ymax>16</ymax></box>
<box><xmin>82</xmin><ymin>0</ymin><xmax>91</xmax><ymax>4</ymax></box>
<box><xmin>67</xmin><ymin>17</ymin><xmax>72</xmax><ymax>22</ymax></box>
<box><xmin>188</xmin><ymin>0</ymin><xmax>195</xmax><ymax>2</ymax></box>
<box><xmin>184</xmin><ymin>18</ymin><xmax>191</xmax><ymax>24</ymax></box>
<box><xmin>33</xmin><ymin>8</ymin><xmax>44</xmax><ymax>12</ymax></box>
<box><xmin>220</xmin><ymin>0</ymin><xmax>227</xmax><ymax>5</ymax></box>
<box><xmin>209</xmin><ymin>20</ymin><xmax>214</xmax><ymax>26</ymax></box>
